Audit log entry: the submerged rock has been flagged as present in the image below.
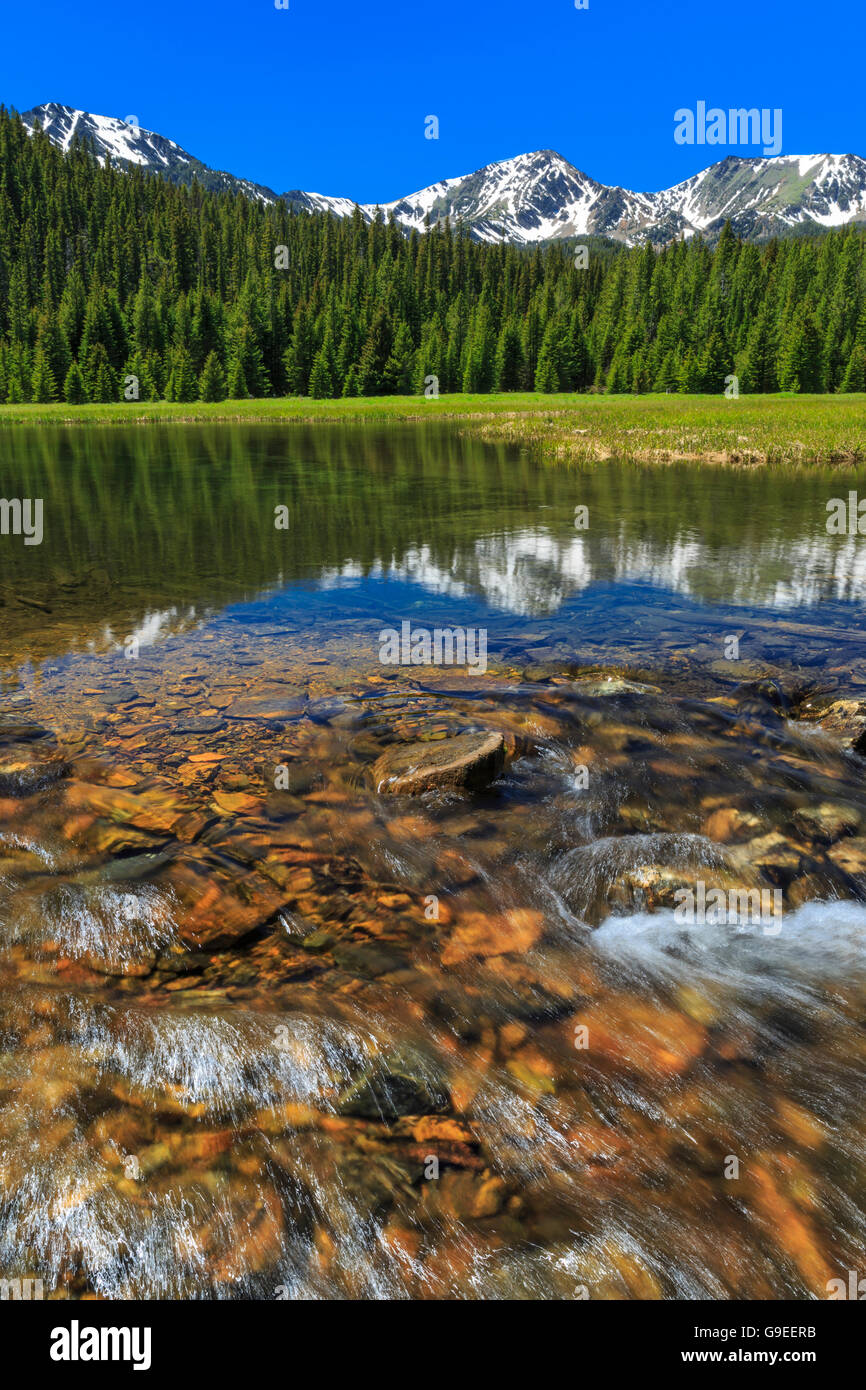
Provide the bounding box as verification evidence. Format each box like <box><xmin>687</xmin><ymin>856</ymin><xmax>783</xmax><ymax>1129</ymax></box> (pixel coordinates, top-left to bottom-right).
<box><xmin>732</xmin><ymin>677</ymin><xmax>794</xmax><ymax>715</ymax></box>
<box><xmin>522</xmin><ymin>662</ymin><xmax>574</xmax><ymax>682</ymax></box>
<box><xmin>152</xmin><ymin>846</ymin><xmax>292</xmax><ymax>949</ymax></box>
<box><xmin>728</xmin><ymin>832</ymin><xmax>806</xmax><ymax>884</ymax></box>
<box><xmin>332</xmin><ymin>940</ymin><xmax>409</xmax><ymax>977</ymax></box>
<box><xmin>0</xmin><ymin>720</ymin><xmax>51</xmax><ymax>745</ymax></box>
<box><xmin>227</xmin><ymin>693</ymin><xmax>306</xmax><ymax>722</ymax></box>
<box><xmin>703</xmin><ymin>806</ymin><xmax>765</xmax><ymax>844</ymax></box>
<box><xmin>337</xmin><ymin>1048</ymin><xmax>449</xmax><ymax>1119</ymax></box>
<box><xmin>792</xmin><ymin>801</ymin><xmax>861</xmax><ymax>844</ymax></box>
<box><xmin>170</xmin><ymin>717</ymin><xmax>226</xmax><ymax>736</ymax></box>
<box><xmin>0</xmin><ymin>746</ymin><xmax>68</xmax><ymax>796</ymax></box>
<box><xmin>373</xmin><ymin>730</ymin><xmax>506</xmax><ymax>795</ymax></box>
<box><xmin>441</xmin><ymin>907</ymin><xmax>544</xmax><ymax>966</ymax></box>
<box><xmin>570</xmin><ymin>677</ymin><xmax>659</xmax><ymax>697</ymax></box>
<box><xmin>97</xmin><ymin>685</ymin><xmax>141</xmax><ymax>708</ymax></box>
<box><xmin>827</xmin><ymin>837</ymin><xmax>866</xmax><ymax>876</ymax></box>
<box><xmin>263</xmin><ymin>760</ymin><xmax>322</xmax><ymax>795</ymax></box>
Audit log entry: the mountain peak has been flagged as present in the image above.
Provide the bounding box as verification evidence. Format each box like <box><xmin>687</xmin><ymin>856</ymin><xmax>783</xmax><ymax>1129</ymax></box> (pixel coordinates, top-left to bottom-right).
<box><xmin>20</xmin><ymin>104</ymin><xmax>866</xmax><ymax>246</ymax></box>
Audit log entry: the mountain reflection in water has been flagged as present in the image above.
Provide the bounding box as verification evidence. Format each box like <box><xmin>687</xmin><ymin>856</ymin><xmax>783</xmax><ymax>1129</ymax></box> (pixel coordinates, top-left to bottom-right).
<box><xmin>0</xmin><ymin>423</ymin><xmax>864</xmax><ymax>1300</ymax></box>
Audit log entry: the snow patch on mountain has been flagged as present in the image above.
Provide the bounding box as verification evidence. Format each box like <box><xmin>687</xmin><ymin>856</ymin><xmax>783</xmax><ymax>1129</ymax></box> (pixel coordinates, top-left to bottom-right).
<box><xmin>22</xmin><ymin>103</ymin><xmax>276</xmax><ymax>204</ymax></box>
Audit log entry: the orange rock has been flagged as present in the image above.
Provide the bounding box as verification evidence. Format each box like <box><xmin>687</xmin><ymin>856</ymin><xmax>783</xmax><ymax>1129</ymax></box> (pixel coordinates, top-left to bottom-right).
<box><xmin>473</xmin><ymin>1176</ymin><xmax>507</xmax><ymax>1218</ymax></box>
<box><xmin>750</xmin><ymin>1162</ymin><xmax>834</xmax><ymax>1294</ymax></box>
<box><xmin>155</xmin><ymin>846</ymin><xmax>291</xmax><ymax>949</ymax></box>
<box><xmin>442</xmin><ymin>907</ymin><xmax>543</xmax><ymax>966</ymax></box>
<box><xmin>209</xmin><ymin>1181</ymin><xmax>285</xmax><ymax>1281</ymax></box>
<box><xmin>380</xmin><ymin>1223</ymin><xmax>423</xmax><ymax>1267</ymax></box>
<box><xmin>410</xmin><ymin>1117</ymin><xmax>475</xmax><ymax>1144</ymax></box>
<box><xmin>377</xmin><ymin>892</ymin><xmax>413</xmax><ymax>909</ymax></box>
<box><xmin>388</xmin><ymin>815</ymin><xmax>437</xmax><ymax>840</ymax></box>
<box><xmin>105</xmin><ymin>768</ymin><xmax>140</xmax><ymax>787</ymax></box>
<box><xmin>62</xmin><ymin>813</ymin><xmax>97</xmax><ymax>839</ymax></box>
<box><xmin>774</xmin><ymin>1098</ymin><xmax>826</xmax><ymax>1150</ymax></box>
<box><xmin>499</xmin><ymin>1022</ymin><xmax>529</xmax><ymax>1052</ymax></box>
<box><xmin>65</xmin><ymin>780</ymin><xmax>188</xmax><ymax>836</ymax></box>
<box><xmin>572</xmin><ymin>999</ymin><xmax>707</xmax><ymax>1079</ymax></box>
<box><xmin>212</xmin><ymin>790</ymin><xmax>264</xmax><ymax>815</ymax></box>
<box><xmin>506</xmin><ymin>1050</ymin><xmax>557</xmax><ymax>1095</ymax></box>
<box><xmin>703</xmin><ymin>806</ymin><xmax>763</xmax><ymax>843</ymax></box>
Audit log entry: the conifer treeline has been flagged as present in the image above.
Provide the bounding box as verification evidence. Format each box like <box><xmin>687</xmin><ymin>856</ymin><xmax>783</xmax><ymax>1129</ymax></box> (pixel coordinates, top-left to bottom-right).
<box><xmin>1</xmin><ymin>107</ymin><xmax>865</xmax><ymax>403</ymax></box>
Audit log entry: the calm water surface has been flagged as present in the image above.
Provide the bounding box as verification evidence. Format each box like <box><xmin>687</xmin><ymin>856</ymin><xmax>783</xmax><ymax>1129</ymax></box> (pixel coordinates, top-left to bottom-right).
<box><xmin>0</xmin><ymin>424</ymin><xmax>864</xmax><ymax>1298</ymax></box>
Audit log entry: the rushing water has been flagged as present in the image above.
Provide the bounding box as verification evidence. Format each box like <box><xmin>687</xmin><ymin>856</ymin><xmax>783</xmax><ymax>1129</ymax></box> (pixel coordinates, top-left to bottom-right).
<box><xmin>1</xmin><ymin>423</ymin><xmax>864</xmax><ymax>1300</ymax></box>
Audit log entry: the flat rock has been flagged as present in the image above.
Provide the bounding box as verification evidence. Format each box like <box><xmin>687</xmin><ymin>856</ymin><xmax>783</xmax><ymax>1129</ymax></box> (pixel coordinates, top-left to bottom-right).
<box><xmin>305</xmin><ymin>697</ymin><xmax>357</xmax><ymax>725</ymax></box>
<box><xmin>226</xmin><ymin>694</ymin><xmax>306</xmax><ymax>722</ymax></box>
<box><xmin>373</xmin><ymin>730</ymin><xmax>505</xmax><ymax>795</ymax></box>
<box><xmin>332</xmin><ymin>941</ymin><xmax>409</xmax><ymax>977</ymax></box>
<box><xmin>98</xmin><ymin>686</ymin><xmax>141</xmax><ymax>707</ymax></box>
<box><xmin>442</xmin><ymin>907</ymin><xmax>544</xmax><ymax>966</ymax></box>
<box><xmin>64</xmin><ymin>781</ymin><xmax>203</xmax><ymax>839</ymax></box>
<box><xmin>170</xmin><ymin>717</ymin><xmax>226</xmax><ymax>736</ymax></box>
<box><xmin>0</xmin><ymin>720</ymin><xmax>50</xmax><ymax>746</ymax></box>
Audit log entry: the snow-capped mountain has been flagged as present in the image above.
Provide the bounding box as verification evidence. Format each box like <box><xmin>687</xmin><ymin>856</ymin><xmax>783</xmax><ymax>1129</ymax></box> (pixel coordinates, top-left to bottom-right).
<box><xmin>22</xmin><ymin>103</ymin><xmax>278</xmax><ymax>202</ymax></box>
<box><xmin>361</xmin><ymin>151</ymin><xmax>659</xmax><ymax>244</ymax></box>
<box><xmin>649</xmin><ymin>153</ymin><xmax>866</xmax><ymax>242</ymax></box>
<box><xmin>352</xmin><ymin>148</ymin><xmax>866</xmax><ymax>245</ymax></box>
<box><xmin>20</xmin><ymin>104</ymin><xmax>866</xmax><ymax>246</ymax></box>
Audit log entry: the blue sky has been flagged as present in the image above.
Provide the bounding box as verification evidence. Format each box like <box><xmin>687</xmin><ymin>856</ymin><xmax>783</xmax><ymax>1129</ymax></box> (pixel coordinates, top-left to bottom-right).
<box><xmin>4</xmin><ymin>0</ymin><xmax>863</xmax><ymax>200</ymax></box>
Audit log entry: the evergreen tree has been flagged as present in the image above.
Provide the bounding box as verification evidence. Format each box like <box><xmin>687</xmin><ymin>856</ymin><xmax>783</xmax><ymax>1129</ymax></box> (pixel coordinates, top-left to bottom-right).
<box><xmin>309</xmin><ymin>345</ymin><xmax>335</xmax><ymax>398</ymax></box>
<box><xmin>357</xmin><ymin>307</ymin><xmax>393</xmax><ymax>396</ymax></box>
<box><xmin>778</xmin><ymin>310</ymin><xmax>823</xmax><ymax>392</ymax></box>
<box><xmin>534</xmin><ymin>330</ymin><xmax>560</xmax><ymax>392</ymax></box>
<box><xmin>29</xmin><ymin>347</ymin><xmax>57</xmax><ymax>403</ymax></box>
<box><xmin>199</xmin><ymin>349</ymin><xmax>228</xmax><ymax>401</ymax></box>
<box><xmin>495</xmin><ymin>319</ymin><xmax>525</xmax><ymax>391</ymax></box>
<box><xmin>63</xmin><ymin>360</ymin><xmax>88</xmax><ymax>404</ymax></box>
<box><xmin>382</xmin><ymin>321</ymin><xmax>415</xmax><ymax>395</ymax></box>
<box><xmin>840</xmin><ymin>344</ymin><xmax>866</xmax><ymax>393</ymax></box>
<box><xmin>86</xmin><ymin>345</ymin><xmax>118</xmax><ymax>403</ymax></box>
<box><xmin>165</xmin><ymin>347</ymin><xmax>198</xmax><ymax>402</ymax></box>
<box><xmin>227</xmin><ymin>356</ymin><xmax>249</xmax><ymax>399</ymax></box>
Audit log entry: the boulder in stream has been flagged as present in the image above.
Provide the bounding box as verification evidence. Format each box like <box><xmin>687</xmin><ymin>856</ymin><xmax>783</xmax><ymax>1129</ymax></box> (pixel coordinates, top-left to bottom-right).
<box><xmin>373</xmin><ymin>730</ymin><xmax>505</xmax><ymax>795</ymax></box>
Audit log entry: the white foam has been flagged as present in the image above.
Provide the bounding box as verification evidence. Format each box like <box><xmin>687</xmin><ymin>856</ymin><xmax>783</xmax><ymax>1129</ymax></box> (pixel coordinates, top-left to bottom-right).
<box><xmin>592</xmin><ymin>898</ymin><xmax>866</xmax><ymax>987</ymax></box>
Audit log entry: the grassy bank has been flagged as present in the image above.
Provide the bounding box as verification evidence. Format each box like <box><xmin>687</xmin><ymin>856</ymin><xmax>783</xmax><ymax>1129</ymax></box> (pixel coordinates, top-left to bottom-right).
<box><xmin>0</xmin><ymin>392</ymin><xmax>864</xmax><ymax>465</ymax></box>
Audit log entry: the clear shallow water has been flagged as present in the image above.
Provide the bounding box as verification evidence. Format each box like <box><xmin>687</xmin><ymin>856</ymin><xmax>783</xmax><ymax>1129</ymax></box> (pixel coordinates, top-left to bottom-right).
<box><xmin>2</xmin><ymin>421</ymin><xmax>866</xmax><ymax>665</ymax></box>
<box><xmin>0</xmin><ymin>423</ymin><xmax>864</xmax><ymax>1299</ymax></box>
